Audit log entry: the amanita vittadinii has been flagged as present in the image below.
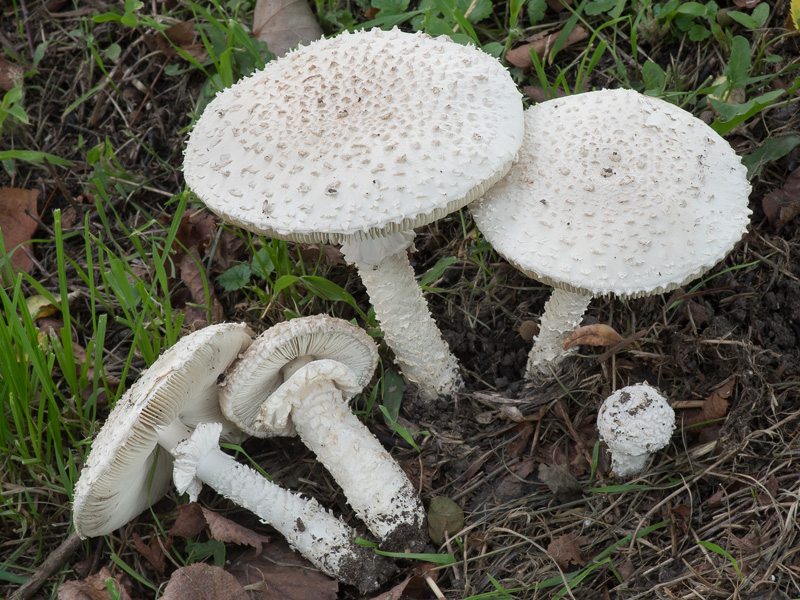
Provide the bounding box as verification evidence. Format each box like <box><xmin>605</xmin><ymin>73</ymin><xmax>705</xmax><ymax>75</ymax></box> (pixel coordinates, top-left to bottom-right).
<box><xmin>472</xmin><ymin>89</ymin><xmax>752</xmax><ymax>376</ymax></box>
<box><xmin>596</xmin><ymin>383</ymin><xmax>675</xmax><ymax>477</ymax></box>
<box><xmin>183</xmin><ymin>27</ymin><xmax>523</xmax><ymax>399</ymax></box>
<box><xmin>72</xmin><ymin>323</ymin><xmax>393</xmax><ymax>592</ymax></box>
<box><xmin>219</xmin><ymin>315</ymin><xmax>426</xmax><ymax>552</ymax></box>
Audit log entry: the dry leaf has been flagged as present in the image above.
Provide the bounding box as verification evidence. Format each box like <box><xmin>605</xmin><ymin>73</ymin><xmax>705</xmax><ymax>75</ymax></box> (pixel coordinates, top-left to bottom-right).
<box><xmin>57</xmin><ymin>567</ymin><xmax>133</xmax><ymax>600</ymax></box>
<box><xmin>427</xmin><ymin>496</ymin><xmax>464</xmax><ymax>545</ymax></box>
<box><xmin>227</xmin><ymin>543</ymin><xmax>339</xmax><ymax>600</ymax></box>
<box><xmin>133</xmin><ymin>532</ymin><xmax>166</xmax><ymax>575</ymax></box>
<box><xmin>506</xmin><ymin>25</ymin><xmax>588</xmax><ymax>69</ymax></box>
<box><xmin>0</xmin><ymin>56</ymin><xmax>24</xmax><ymax>91</ymax></box>
<box><xmin>0</xmin><ymin>187</ymin><xmax>40</xmax><ymax>278</ymax></box>
<box><xmin>547</xmin><ymin>534</ymin><xmax>588</xmax><ymax>569</ymax></box>
<box><xmin>201</xmin><ymin>506</ymin><xmax>270</xmax><ymax>553</ymax></box>
<box><xmin>538</xmin><ymin>462</ymin><xmax>583</xmax><ymax>503</ymax></box>
<box><xmin>369</xmin><ymin>566</ymin><xmax>436</xmax><ymax>600</ymax></box>
<box><xmin>506</xmin><ymin>421</ymin><xmax>535</xmax><ymax>459</ymax></box>
<box><xmin>253</xmin><ymin>0</ymin><xmax>323</xmax><ymax>57</ymax></box>
<box><xmin>683</xmin><ymin>379</ymin><xmax>734</xmax><ymax>428</ymax></box>
<box><xmin>563</xmin><ymin>323</ymin><xmax>623</xmax><ymax>350</ymax></box>
<box><xmin>161</xmin><ymin>563</ymin><xmax>248</xmax><ymax>600</ymax></box>
<box><xmin>762</xmin><ymin>166</ymin><xmax>800</xmax><ymax>230</ymax></box>
<box><xmin>170</xmin><ymin>502</ymin><xmax>208</xmax><ymax>538</ymax></box>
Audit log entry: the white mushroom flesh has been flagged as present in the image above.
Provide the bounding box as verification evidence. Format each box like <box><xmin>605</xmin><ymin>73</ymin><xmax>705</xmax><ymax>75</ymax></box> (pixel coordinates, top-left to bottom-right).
<box><xmin>472</xmin><ymin>88</ymin><xmax>752</xmax><ymax>373</ymax></box>
<box><xmin>596</xmin><ymin>383</ymin><xmax>675</xmax><ymax>477</ymax></box>
<box><xmin>260</xmin><ymin>359</ymin><xmax>427</xmax><ymax>551</ymax></box>
<box><xmin>342</xmin><ymin>233</ymin><xmax>462</xmax><ymax>399</ymax></box>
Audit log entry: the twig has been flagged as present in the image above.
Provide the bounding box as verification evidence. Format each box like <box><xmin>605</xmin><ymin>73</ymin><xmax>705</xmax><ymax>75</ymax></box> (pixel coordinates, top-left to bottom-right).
<box><xmin>11</xmin><ymin>531</ymin><xmax>83</xmax><ymax>600</ymax></box>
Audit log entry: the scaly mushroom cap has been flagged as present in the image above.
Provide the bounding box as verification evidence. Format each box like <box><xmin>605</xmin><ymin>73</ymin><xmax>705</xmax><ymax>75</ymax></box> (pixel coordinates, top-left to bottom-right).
<box><xmin>73</xmin><ymin>323</ymin><xmax>253</xmax><ymax>538</ymax></box>
<box><xmin>183</xmin><ymin>27</ymin><xmax>523</xmax><ymax>244</ymax></box>
<box><xmin>597</xmin><ymin>383</ymin><xmax>675</xmax><ymax>476</ymax></box>
<box><xmin>219</xmin><ymin>315</ymin><xmax>377</xmax><ymax>437</ymax></box>
<box><xmin>472</xmin><ymin>88</ymin><xmax>752</xmax><ymax>298</ymax></box>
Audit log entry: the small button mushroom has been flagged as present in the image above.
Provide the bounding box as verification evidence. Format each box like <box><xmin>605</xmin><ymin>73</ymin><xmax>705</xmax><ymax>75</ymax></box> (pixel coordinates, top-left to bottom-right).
<box><xmin>219</xmin><ymin>315</ymin><xmax>427</xmax><ymax>553</ymax></box>
<box><xmin>72</xmin><ymin>323</ymin><xmax>393</xmax><ymax>593</ymax></box>
<box><xmin>184</xmin><ymin>28</ymin><xmax>524</xmax><ymax>400</ymax></box>
<box><xmin>596</xmin><ymin>383</ymin><xmax>675</xmax><ymax>478</ymax></box>
<box><xmin>472</xmin><ymin>89</ymin><xmax>752</xmax><ymax>377</ymax></box>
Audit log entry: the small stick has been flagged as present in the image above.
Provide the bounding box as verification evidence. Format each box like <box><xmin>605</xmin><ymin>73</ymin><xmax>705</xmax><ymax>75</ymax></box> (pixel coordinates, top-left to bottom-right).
<box><xmin>11</xmin><ymin>532</ymin><xmax>83</xmax><ymax>600</ymax></box>
<box><xmin>423</xmin><ymin>572</ymin><xmax>447</xmax><ymax>600</ymax></box>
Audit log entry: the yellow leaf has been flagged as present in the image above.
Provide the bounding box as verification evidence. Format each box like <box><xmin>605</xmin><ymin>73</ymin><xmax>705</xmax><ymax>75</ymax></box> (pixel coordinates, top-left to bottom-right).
<box><xmin>25</xmin><ymin>294</ymin><xmax>58</xmax><ymax>321</ymax></box>
<box><xmin>789</xmin><ymin>0</ymin><xmax>800</xmax><ymax>30</ymax></box>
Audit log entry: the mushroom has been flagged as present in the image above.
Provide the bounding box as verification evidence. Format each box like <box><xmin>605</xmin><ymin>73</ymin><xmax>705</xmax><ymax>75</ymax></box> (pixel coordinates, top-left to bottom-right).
<box><xmin>471</xmin><ymin>89</ymin><xmax>752</xmax><ymax>377</ymax></box>
<box><xmin>219</xmin><ymin>315</ymin><xmax>426</xmax><ymax>552</ymax></box>
<box><xmin>596</xmin><ymin>383</ymin><xmax>675</xmax><ymax>477</ymax></box>
<box><xmin>183</xmin><ymin>28</ymin><xmax>524</xmax><ymax>400</ymax></box>
<box><xmin>72</xmin><ymin>323</ymin><xmax>393</xmax><ymax>593</ymax></box>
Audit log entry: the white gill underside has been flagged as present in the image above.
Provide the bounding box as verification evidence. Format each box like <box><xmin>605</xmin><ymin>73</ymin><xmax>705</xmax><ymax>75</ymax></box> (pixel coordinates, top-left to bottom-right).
<box><xmin>526</xmin><ymin>288</ymin><xmax>593</xmax><ymax>377</ymax></box>
<box><xmin>342</xmin><ymin>234</ymin><xmax>462</xmax><ymax>400</ymax></box>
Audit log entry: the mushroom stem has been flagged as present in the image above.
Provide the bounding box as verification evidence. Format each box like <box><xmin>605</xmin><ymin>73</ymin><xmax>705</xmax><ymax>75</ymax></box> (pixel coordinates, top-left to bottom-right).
<box><xmin>526</xmin><ymin>288</ymin><xmax>592</xmax><ymax>377</ymax></box>
<box><xmin>341</xmin><ymin>233</ymin><xmax>462</xmax><ymax>400</ymax></box>
<box><xmin>165</xmin><ymin>422</ymin><xmax>394</xmax><ymax>592</ymax></box>
<box><xmin>606</xmin><ymin>451</ymin><xmax>649</xmax><ymax>478</ymax></box>
<box><xmin>261</xmin><ymin>359</ymin><xmax>427</xmax><ymax>552</ymax></box>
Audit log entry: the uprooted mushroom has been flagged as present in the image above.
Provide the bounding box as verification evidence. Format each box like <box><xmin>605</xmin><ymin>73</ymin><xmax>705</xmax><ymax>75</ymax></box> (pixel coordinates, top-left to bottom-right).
<box><xmin>72</xmin><ymin>323</ymin><xmax>393</xmax><ymax>593</ymax></box>
<box><xmin>472</xmin><ymin>88</ymin><xmax>752</xmax><ymax>377</ymax></box>
<box><xmin>183</xmin><ymin>27</ymin><xmax>523</xmax><ymax>400</ymax></box>
<box><xmin>219</xmin><ymin>314</ymin><xmax>427</xmax><ymax>553</ymax></box>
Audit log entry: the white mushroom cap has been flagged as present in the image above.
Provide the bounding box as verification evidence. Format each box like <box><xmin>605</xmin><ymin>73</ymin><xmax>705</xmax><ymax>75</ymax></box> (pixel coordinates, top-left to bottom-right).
<box><xmin>184</xmin><ymin>27</ymin><xmax>523</xmax><ymax>244</ymax></box>
<box><xmin>472</xmin><ymin>88</ymin><xmax>752</xmax><ymax>298</ymax></box>
<box><xmin>73</xmin><ymin>323</ymin><xmax>253</xmax><ymax>538</ymax></box>
<box><xmin>219</xmin><ymin>315</ymin><xmax>377</xmax><ymax>437</ymax></box>
<box><xmin>597</xmin><ymin>383</ymin><xmax>675</xmax><ymax>477</ymax></box>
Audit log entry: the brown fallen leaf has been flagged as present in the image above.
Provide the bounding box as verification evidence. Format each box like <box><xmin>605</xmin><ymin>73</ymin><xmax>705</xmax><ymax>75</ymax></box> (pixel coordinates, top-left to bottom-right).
<box><xmin>762</xmin><ymin>166</ymin><xmax>800</xmax><ymax>230</ymax></box>
<box><xmin>547</xmin><ymin>534</ymin><xmax>588</xmax><ymax>570</ymax></box>
<box><xmin>201</xmin><ymin>506</ymin><xmax>270</xmax><ymax>554</ymax></box>
<box><xmin>0</xmin><ymin>187</ymin><xmax>39</xmax><ymax>279</ymax></box>
<box><xmin>170</xmin><ymin>502</ymin><xmax>208</xmax><ymax>538</ymax></box>
<box><xmin>161</xmin><ymin>563</ymin><xmax>248</xmax><ymax>600</ymax></box>
<box><xmin>369</xmin><ymin>564</ymin><xmax>438</xmax><ymax>600</ymax></box>
<box><xmin>253</xmin><ymin>0</ymin><xmax>323</xmax><ymax>57</ymax></box>
<box><xmin>169</xmin><ymin>502</ymin><xmax>270</xmax><ymax>553</ymax></box>
<box><xmin>538</xmin><ymin>462</ymin><xmax>583</xmax><ymax>503</ymax></box>
<box><xmin>563</xmin><ymin>323</ymin><xmax>623</xmax><ymax>351</ymax></box>
<box><xmin>682</xmin><ymin>379</ymin><xmax>734</xmax><ymax>428</ymax></box>
<box><xmin>133</xmin><ymin>532</ymin><xmax>166</xmax><ymax>576</ymax></box>
<box><xmin>506</xmin><ymin>25</ymin><xmax>589</xmax><ymax>69</ymax></box>
<box><xmin>0</xmin><ymin>56</ymin><xmax>24</xmax><ymax>91</ymax></box>
<box><xmin>57</xmin><ymin>566</ymin><xmax>133</xmax><ymax>600</ymax></box>
<box><xmin>227</xmin><ymin>542</ymin><xmax>339</xmax><ymax>600</ymax></box>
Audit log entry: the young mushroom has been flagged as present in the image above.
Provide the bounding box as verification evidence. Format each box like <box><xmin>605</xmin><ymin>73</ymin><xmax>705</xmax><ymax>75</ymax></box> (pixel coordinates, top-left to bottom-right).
<box><xmin>471</xmin><ymin>88</ymin><xmax>752</xmax><ymax>377</ymax></box>
<box><xmin>219</xmin><ymin>315</ymin><xmax>426</xmax><ymax>553</ymax></box>
<box><xmin>72</xmin><ymin>323</ymin><xmax>393</xmax><ymax>593</ymax></box>
<box><xmin>183</xmin><ymin>27</ymin><xmax>524</xmax><ymax>400</ymax></box>
<box><xmin>597</xmin><ymin>383</ymin><xmax>675</xmax><ymax>477</ymax></box>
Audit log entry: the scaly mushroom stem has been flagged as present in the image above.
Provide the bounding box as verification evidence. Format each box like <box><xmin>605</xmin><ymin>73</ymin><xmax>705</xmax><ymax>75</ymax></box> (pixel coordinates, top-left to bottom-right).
<box><xmin>260</xmin><ymin>360</ymin><xmax>426</xmax><ymax>552</ymax></box>
<box><xmin>162</xmin><ymin>421</ymin><xmax>394</xmax><ymax>593</ymax></box>
<box><xmin>526</xmin><ymin>288</ymin><xmax>592</xmax><ymax>377</ymax></box>
<box><xmin>341</xmin><ymin>232</ymin><xmax>462</xmax><ymax>400</ymax></box>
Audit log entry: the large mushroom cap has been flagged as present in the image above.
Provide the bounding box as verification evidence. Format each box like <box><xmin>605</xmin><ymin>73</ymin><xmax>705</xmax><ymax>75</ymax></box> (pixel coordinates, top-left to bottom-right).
<box><xmin>73</xmin><ymin>323</ymin><xmax>253</xmax><ymax>538</ymax></box>
<box><xmin>184</xmin><ymin>27</ymin><xmax>523</xmax><ymax>244</ymax></box>
<box><xmin>472</xmin><ymin>88</ymin><xmax>752</xmax><ymax>298</ymax></box>
<box><xmin>219</xmin><ymin>315</ymin><xmax>378</xmax><ymax>437</ymax></box>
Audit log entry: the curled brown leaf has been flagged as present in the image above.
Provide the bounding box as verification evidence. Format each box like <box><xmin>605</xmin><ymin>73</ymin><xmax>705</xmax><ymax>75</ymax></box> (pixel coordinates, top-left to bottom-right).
<box><xmin>563</xmin><ymin>323</ymin><xmax>623</xmax><ymax>350</ymax></box>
